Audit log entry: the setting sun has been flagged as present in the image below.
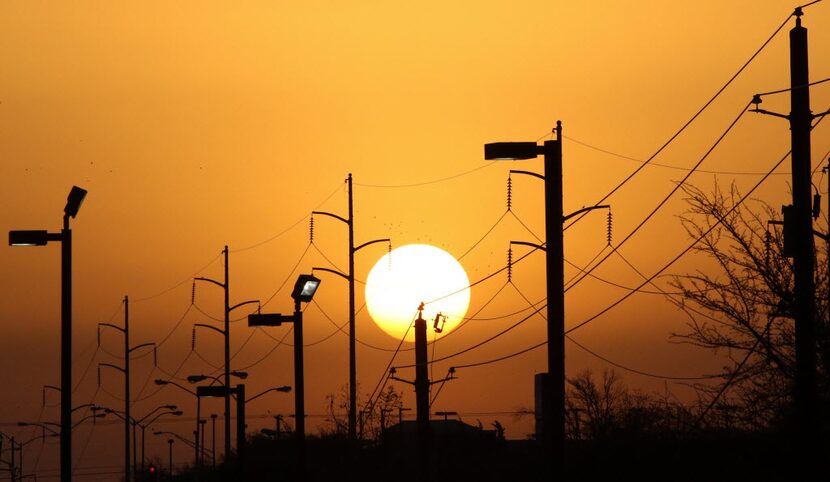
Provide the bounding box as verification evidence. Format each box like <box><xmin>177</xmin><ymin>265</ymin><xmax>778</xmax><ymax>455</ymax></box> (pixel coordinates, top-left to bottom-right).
<box><xmin>365</xmin><ymin>244</ymin><xmax>471</xmax><ymax>342</ymax></box>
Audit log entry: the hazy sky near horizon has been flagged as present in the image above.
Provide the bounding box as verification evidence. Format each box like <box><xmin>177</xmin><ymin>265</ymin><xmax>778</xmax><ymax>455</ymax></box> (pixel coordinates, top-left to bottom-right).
<box><xmin>1</xmin><ymin>1</ymin><xmax>829</xmax><ymax>478</ymax></box>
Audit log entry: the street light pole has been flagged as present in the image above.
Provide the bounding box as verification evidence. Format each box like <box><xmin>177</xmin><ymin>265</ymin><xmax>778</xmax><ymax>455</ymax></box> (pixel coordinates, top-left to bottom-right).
<box><xmin>59</xmin><ymin>214</ymin><xmax>72</xmax><ymax>482</ymax></box>
<box><xmin>210</xmin><ymin>414</ymin><xmax>217</xmax><ymax>470</ymax></box>
<box><xmin>248</xmin><ymin>274</ymin><xmax>321</xmax><ymax>479</ymax></box>
<box><xmin>9</xmin><ymin>186</ymin><xmax>87</xmax><ymax>482</ymax></box>
<box><xmin>168</xmin><ymin>439</ymin><xmax>174</xmax><ymax>476</ymax></box>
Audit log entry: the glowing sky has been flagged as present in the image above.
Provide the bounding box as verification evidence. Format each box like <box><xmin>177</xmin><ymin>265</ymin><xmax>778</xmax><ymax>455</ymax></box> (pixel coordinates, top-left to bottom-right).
<box><xmin>1</xmin><ymin>1</ymin><xmax>829</xmax><ymax>478</ymax></box>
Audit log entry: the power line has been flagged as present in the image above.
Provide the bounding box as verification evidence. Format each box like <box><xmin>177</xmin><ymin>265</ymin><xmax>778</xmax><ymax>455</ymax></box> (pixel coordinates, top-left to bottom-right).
<box><xmin>457</xmin><ymin>211</ymin><xmax>509</xmax><ymax>261</ymax></box>
<box><xmin>565</xmin><ymin>335</ymin><xmax>720</xmax><ymax>381</ymax></box>
<box><xmin>565</xmin><ymin>11</ymin><xmax>792</xmax><ymax>229</ymax></box>
<box><xmin>260</xmin><ymin>243</ymin><xmax>312</xmax><ymax>308</ymax></box>
<box><xmin>354</xmin><ymin>162</ymin><xmax>497</xmax><ymax>188</ymax></box>
<box><xmin>452</xmin><ymin>340</ymin><xmax>547</xmax><ymax>370</ymax></box>
<box><xmin>362</xmin><ymin>311</ymin><xmax>418</xmax><ymax>419</ymax></box>
<box><xmin>566</xmin><ymin>147</ymin><xmax>792</xmax><ymax>336</ymax></box>
<box><xmin>133</xmin><ymin>253</ymin><xmax>222</xmax><ymax>303</ymax></box>
<box><xmin>231</xmin><ymin>182</ymin><xmax>344</xmax><ymax>253</ymax></box>
<box><xmin>563</xmin><ymin>101</ymin><xmax>752</xmax><ymax>295</ymax></box>
<box><xmin>566</xmin><ymin>134</ymin><xmax>790</xmax><ymax>176</ymax></box>
<box><xmin>755</xmin><ymin>76</ymin><xmax>830</xmax><ymax>97</ymax></box>
<box><xmin>566</xmin><ymin>105</ymin><xmax>828</xmax><ymax>335</ymax></box>
<box><xmin>394</xmin><ymin>302</ymin><xmax>547</xmax><ymax>370</ymax></box>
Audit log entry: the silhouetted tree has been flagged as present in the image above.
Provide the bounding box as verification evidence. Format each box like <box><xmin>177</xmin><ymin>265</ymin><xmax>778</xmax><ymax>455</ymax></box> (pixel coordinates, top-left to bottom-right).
<box><xmin>566</xmin><ymin>369</ymin><xmax>693</xmax><ymax>440</ymax></box>
<box><xmin>323</xmin><ymin>384</ymin><xmax>402</xmax><ymax>441</ymax></box>
<box><xmin>670</xmin><ymin>182</ymin><xmax>829</xmax><ymax>430</ymax></box>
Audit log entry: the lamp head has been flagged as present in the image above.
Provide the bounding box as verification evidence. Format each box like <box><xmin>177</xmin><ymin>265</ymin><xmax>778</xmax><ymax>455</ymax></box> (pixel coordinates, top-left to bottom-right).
<box><xmin>163</xmin><ymin>404</ymin><xmax>178</xmax><ymax>410</ymax></box>
<box><xmin>230</xmin><ymin>370</ymin><xmax>249</xmax><ymax>380</ymax></box>
<box><xmin>172</xmin><ymin>411</ymin><xmax>184</xmax><ymax>416</ymax></box>
<box><xmin>154</xmin><ymin>379</ymin><xmax>169</xmax><ymax>386</ymax></box>
<box><xmin>64</xmin><ymin>186</ymin><xmax>87</xmax><ymax>219</ymax></box>
<box><xmin>186</xmin><ymin>375</ymin><xmax>207</xmax><ymax>384</ymax></box>
<box><xmin>277</xmin><ymin>385</ymin><xmax>292</xmax><ymax>393</ymax></box>
<box><xmin>291</xmin><ymin>274</ymin><xmax>321</xmax><ymax>302</ymax></box>
<box><xmin>484</xmin><ymin>142</ymin><xmax>541</xmax><ymax>160</ymax></box>
<box><xmin>9</xmin><ymin>230</ymin><xmax>49</xmax><ymax>246</ymax></box>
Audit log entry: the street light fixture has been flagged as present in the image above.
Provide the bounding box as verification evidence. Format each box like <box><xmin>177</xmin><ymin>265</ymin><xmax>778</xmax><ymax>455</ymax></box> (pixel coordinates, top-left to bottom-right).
<box><xmin>9</xmin><ymin>185</ymin><xmax>87</xmax><ymax>482</ymax></box>
<box><xmin>290</xmin><ymin>274</ymin><xmax>321</xmax><ymax>303</ymax></box>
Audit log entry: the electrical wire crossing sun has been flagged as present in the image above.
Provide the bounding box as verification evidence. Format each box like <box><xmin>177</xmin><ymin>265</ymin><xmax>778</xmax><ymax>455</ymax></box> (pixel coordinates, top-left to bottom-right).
<box><xmin>365</xmin><ymin>244</ymin><xmax>471</xmax><ymax>342</ymax></box>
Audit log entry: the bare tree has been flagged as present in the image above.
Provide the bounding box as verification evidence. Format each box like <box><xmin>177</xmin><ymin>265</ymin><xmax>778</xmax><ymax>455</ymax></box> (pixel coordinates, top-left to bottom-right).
<box><xmin>566</xmin><ymin>369</ymin><xmax>694</xmax><ymax>440</ymax></box>
<box><xmin>669</xmin><ymin>182</ymin><xmax>828</xmax><ymax>430</ymax></box>
<box><xmin>323</xmin><ymin>384</ymin><xmax>403</xmax><ymax>441</ymax></box>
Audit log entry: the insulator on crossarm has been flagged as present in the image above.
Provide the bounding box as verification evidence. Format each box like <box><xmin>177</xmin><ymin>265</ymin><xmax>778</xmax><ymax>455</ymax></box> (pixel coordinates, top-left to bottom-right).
<box><xmin>97</xmin><ymin>327</ymin><xmax>101</xmax><ymax>347</ymax></box>
<box><xmin>507</xmin><ymin>248</ymin><xmax>513</xmax><ymax>283</ymax></box>
<box><xmin>606</xmin><ymin>211</ymin><xmax>613</xmax><ymax>246</ymax></box>
<box><xmin>506</xmin><ymin>176</ymin><xmax>513</xmax><ymax>211</ymax></box>
<box><xmin>191</xmin><ymin>281</ymin><xmax>196</xmax><ymax>305</ymax></box>
<box><xmin>191</xmin><ymin>328</ymin><xmax>196</xmax><ymax>351</ymax></box>
<box><xmin>309</xmin><ymin>215</ymin><xmax>315</xmax><ymax>243</ymax></box>
<box><xmin>97</xmin><ymin>367</ymin><xmax>101</xmax><ymax>388</ymax></box>
<box><xmin>154</xmin><ymin>346</ymin><xmax>158</xmax><ymax>367</ymax></box>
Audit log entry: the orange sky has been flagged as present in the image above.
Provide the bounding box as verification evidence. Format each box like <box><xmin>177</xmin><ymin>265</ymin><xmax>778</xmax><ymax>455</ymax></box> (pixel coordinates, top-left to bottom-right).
<box><xmin>2</xmin><ymin>1</ymin><xmax>829</xmax><ymax>478</ymax></box>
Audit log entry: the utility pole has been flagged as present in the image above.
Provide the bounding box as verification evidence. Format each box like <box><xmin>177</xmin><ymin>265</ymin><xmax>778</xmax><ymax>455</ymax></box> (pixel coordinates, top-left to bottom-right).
<box><xmin>312</xmin><ymin>173</ymin><xmax>390</xmax><ymax>441</ymax></box>
<box><xmin>98</xmin><ymin>296</ymin><xmax>156</xmax><ymax>482</ymax></box>
<box><xmin>389</xmin><ymin>305</ymin><xmax>456</xmax><ymax>482</ymax></box>
<box><xmin>751</xmin><ymin>9</ymin><xmax>826</xmax><ymax>470</ymax></box>
<box><xmin>788</xmin><ymin>10</ymin><xmax>820</xmax><ymax>466</ymax></box>
<box><xmin>195</xmin><ymin>246</ymin><xmax>258</xmax><ymax>462</ymax></box>
<box><xmin>485</xmin><ymin>123</ymin><xmax>610</xmax><ymax>479</ymax></box>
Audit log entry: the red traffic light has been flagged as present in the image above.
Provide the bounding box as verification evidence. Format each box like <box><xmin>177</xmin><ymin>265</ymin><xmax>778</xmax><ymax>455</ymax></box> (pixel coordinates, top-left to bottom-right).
<box><xmin>148</xmin><ymin>464</ymin><xmax>157</xmax><ymax>473</ymax></box>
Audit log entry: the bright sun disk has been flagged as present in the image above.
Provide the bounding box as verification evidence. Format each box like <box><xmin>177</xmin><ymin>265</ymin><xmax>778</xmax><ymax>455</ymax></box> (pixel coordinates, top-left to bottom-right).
<box><xmin>365</xmin><ymin>244</ymin><xmax>471</xmax><ymax>342</ymax></box>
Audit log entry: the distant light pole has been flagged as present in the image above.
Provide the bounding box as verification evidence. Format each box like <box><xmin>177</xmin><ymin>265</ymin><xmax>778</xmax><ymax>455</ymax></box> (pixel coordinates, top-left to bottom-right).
<box><xmin>312</xmin><ymin>173</ymin><xmax>390</xmax><ymax>440</ymax></box>
<box><xmin>154</xmin><ymin>380</ymin><xmax>200</xmax><ymax>468</ymax></box>
<box><xmin>194</xmin><ymin>245</ymin><xmax>259</xmax><ymax>460</ymax></box>
<box><xmin>9</xmin><ymin>185</ymin><xmax>87</xmax><ymax>482</ymax></box>
<box><xmin>210</xmin><ymin>414</ymin><xmax>217</xmax><ymax>469</ymax></box>
<box><xmin>248</xmin><ymin>274</ymin><xmax>321</xmax><ymax>476</ymax></box>
<box><xmin>138</xmin><ymin>409</ymin><xmax>182</xmax><ymax>474</ymax></box>
<box><xmin>168</xmin><ymin>438</ymin><xmax>174</xmax><ymax>476</ymax></box>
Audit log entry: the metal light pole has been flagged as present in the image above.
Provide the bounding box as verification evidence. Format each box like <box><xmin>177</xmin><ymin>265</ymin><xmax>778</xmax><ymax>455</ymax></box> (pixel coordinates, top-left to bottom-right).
<box><xmin>248</xmin><ymin>274</ymin><xmax>321</xmax><ymax>479</ymax></box>
<box><xmin>9</xmin><ymin>186</ymin><xmax>87</xmax><ymax>482</ymax></box>
<box><xmin>313</xmin><ymin>173</ymin><xmax>390</xmax><ymax>440</ymax></box>
<box><xmin>139</xmin><ymin>410</ymin><xmax>182</xmax><ymax>474</ymax></box>
<box><xmin>153</xmin><ymin>380</ymin><xmax>199</xmax><ymax>469</ymax></box>
<box><xmin>168</xmin><ymin>438</ymin><xmax>174</xmax><ymax>476</ymax></box>
<box><xmin>210</xmin><ymin>414</ymin><xmax>217</xmax><ymax>470</ymax></box>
